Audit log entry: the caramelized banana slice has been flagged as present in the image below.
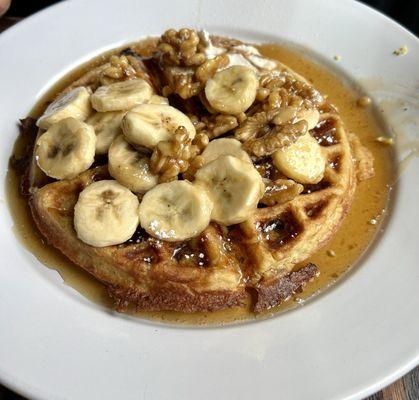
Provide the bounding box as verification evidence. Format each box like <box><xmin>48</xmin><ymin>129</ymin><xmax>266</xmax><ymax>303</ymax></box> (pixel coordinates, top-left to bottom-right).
<box><xmin>195</xmin><ymin>155</ymin><xmax>264</xmax><ymax>225</ymax></box>
<box><xmin>35</xmin><ymin>117</ymin><xmax>96</xmax><ymax>180</ymax></box>
<box><xmin>201</xmin><ymin>138</ymin><xmax>251</xmax><ymax>164</ymax></box>
<box><xmin>122</xmin><ymin>104</ymin><xmax>196</xmax><ymax>149</ymax></box>
<box><xmin>91</xmin><ymin>79</ymin><xmax>153</xmax><ymax>112</ymax></box>
<box><xmin>205</xmin><ymin>65</ymin><xmax>259</xmax><ymax>114</ymax></box>
<box><xmin>139</xmin><ymin>180</ymin><xmax>213</xmax><ymax>241</ymax></box>
<box><xmin>36</xmin><ymin>87</ymin><xmax>92</xmax><ymax>130</ymax></box>
<box><xmin>86</xmin><ymin>111</ymin><xmax>124</xmax><ymax>154</ymax></box>
<box><xmin>108</xmin><ymin>135</ymin><xmax>158</xmax><ymax>193</ymax></box>
<box><xmin>272</xmin><ymin>133</ymin><xmax>326</xmax><ymax>184</ymax></box>
<box><xmin>74</xmin><ymin>180</ymin><xmax>140</xmax><ymax>247</ymax></box>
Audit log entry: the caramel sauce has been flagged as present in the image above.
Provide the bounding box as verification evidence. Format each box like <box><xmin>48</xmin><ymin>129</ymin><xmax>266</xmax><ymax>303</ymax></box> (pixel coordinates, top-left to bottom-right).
<box><xmin>6</xmin><ymin>42</ymin><xmax>395</xmax><ymax>326</ymax></box>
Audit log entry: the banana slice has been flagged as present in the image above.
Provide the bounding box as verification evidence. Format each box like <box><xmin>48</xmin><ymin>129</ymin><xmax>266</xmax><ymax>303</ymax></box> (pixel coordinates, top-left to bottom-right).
<box><xmin>86</xmin><ymin>111</ymin><xmax>124</xmax><ymax>154</ymax></box>
<box><xmin>108</xmin><ymin>135</ymin><xmax>158</xmax><ymax>193</ymax></box>
<box><xmin>273</xmin><ymin>108</ymin><xmax>320</xmax><ymax>130</ymax></box>
<box><xmin>272</xmin><ymin>132</ymin><xmax>325</xmax><ymax>184</ymax></box>
<box><xmin>148</xmin><ymin>95</ymin><xmax>169</xmax><ymax>105</ymax></box>
<box><xmin>35</xmin><ymin>117</ymin><xmax>96</xmax><ymax>180</ymax></box>
<box><xmin>195</xmin><ymin>155</ymin><xmax>263</xmax><ymax>225</ymax></box>
<box><xmin>91</xmin><ymin>79</ymin><xmax>153</xmax><ymax>112</ymax></box>
<box><xmin>205</xmin><ymin>65</ymin><xmax>259</xmax><ymax>114</ymax></box>
<box><xmin>201</xmin><ymin>138</ymin><xmax>252</xmax><ymax>164</ymax></box>
<box><xmin>36</xmin><ymin>87</ymin><xmax>92</xmax><ymax>130</ymax></box>
<box><xmin>139</xmin><ymin>180</ymin><xmax>213</xmax><ymax>241</ymax></box>
<box><xmin>122</xmin><ymin>104</ymin><xmax>196</xmax><ymax>149</ymax></box>
<box><xmin>74</xmin><ymin>180</ymin><xmax>140</xmax><ymax>247</ymax></box>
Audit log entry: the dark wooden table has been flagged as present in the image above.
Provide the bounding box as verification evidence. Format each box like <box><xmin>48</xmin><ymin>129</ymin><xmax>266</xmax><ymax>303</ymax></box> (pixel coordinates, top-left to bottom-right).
<box><xmin>0</xmin><ymin>14</ymin><xmax>417</xmax><ymax>400</ymax></box>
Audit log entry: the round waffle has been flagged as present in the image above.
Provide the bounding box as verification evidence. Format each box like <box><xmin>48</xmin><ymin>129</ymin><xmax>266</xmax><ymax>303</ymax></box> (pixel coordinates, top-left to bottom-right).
<box><xmin>29</xmin><ymin>32</ymin><xmax>359</xmax><ymax>313</ymax></box>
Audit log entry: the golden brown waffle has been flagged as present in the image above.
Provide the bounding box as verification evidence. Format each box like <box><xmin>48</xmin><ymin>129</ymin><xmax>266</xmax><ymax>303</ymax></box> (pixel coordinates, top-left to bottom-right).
<box><xmin>27</xmin><ymin>32</ymin><xmax>362</xmax><ymax>313</ymax></box>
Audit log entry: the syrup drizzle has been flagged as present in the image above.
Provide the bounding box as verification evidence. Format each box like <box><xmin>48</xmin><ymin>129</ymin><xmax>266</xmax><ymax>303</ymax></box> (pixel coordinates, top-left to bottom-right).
<box><xmin>6</xmin><ymin>41</ymin><xmax>395</xmax><ymax>325</ymax></box>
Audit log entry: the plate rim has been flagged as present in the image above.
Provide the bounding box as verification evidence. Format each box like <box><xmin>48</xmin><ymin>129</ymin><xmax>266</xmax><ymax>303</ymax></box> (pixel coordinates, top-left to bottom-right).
<box><xmin>0</xmin><ymin>1</ymin><xmax>418</xmax><ymax>399</ymax></box>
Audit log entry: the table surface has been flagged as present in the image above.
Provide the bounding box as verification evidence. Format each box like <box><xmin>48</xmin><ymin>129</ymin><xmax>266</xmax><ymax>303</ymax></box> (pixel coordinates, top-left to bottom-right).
<box><xmin>0</xmin><ymin>14</ymin><xmax>418</xmax><ymax>400</ymax></box>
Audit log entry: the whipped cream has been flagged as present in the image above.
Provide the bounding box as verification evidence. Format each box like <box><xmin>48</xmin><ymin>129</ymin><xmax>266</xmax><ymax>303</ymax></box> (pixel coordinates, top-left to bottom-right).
<box><xmin>199</xmin><ymin>30</ymin><xmax>278</xmax><ymax>73</ymax></box>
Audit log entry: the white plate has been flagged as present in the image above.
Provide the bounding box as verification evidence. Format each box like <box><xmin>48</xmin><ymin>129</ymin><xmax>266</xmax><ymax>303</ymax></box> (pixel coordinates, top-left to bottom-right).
<box><xmin>0</xmin><ymin>1</ymin><xmax>418</xmax><ymax>399</ymax></box>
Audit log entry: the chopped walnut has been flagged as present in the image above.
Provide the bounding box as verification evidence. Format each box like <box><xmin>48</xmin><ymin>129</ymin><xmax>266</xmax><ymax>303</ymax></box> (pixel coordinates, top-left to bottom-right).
<box><xmin>157</xmin><ymin>28</ymin><xmax>207</xmax><ymax>67</ymax></box>
<box><xmin>183</xmin><ymin>155</ymin><xmax>205</xmax><ymax>181</ymax></box>
<box><xmin>151</xmin><ymin>127</ymin><xmax>208</xmax><ymax>182</ymax></box>
<box><xmin>99</xmin><ymin>55</ymin><xmax>137</xmax><ymax>85</ymax></box>
<box><xmin>156</xmin><ymin>30</ymin><xmax>232</xmax><ymax>99</ymax></box>
<box><xmin>193</xmin><ymin>132</ymin><xmax>210</xmax><ymax>151</ymax></box>
<box><xmin>195</xmin><ymin>54</ymin><xmax>229</xmax><ymax>83</ymax></box>
<box><xmin>243</xmin><ymin>120</ymin><xmax>308</xmax><ymax>157</ymax></box>
<box><xmin>260</xmin><ymin>179</ymin><xmax>304</xmax><ymax>206</ymax></box>
<box><xmin>191</xmin><ymin>114</ymin><xmax>239</xmax><ymax>139</ymax></box>
<box><xmin>283</xmin><ymin>77</ymin><xmax>324</xmax><ymax>106</ymax></box>
<box><xmin>256</xmin><ymin>72</ymin><xmax>323</xmax><ymax>113</ymax></box>
<box><xmin>189</xmin><ymin>114</ymin><xmax>207</xmax><ymax>132</ymax></box>
<box><xmin>162</xmin><ymin>73</ymin><xmax>202</xmax><ymax>99</ymax></box>
<box><xmin>254</xmin><ymin>158</ymin><xmax>276</xmax><ymax>180</ymax></box>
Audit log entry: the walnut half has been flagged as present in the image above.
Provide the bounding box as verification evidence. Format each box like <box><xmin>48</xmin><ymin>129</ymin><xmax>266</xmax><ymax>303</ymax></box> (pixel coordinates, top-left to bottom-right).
<box><xmin>243</xmin><ymin>120</ymin><xmax>308</xmax><ymax>157</ymax></box>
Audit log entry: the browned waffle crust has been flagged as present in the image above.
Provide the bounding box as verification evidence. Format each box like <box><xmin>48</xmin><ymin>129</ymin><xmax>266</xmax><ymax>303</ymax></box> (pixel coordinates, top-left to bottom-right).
<box><xmin>28</xmin><ymin>35</ymin><xmax>358</xmax><ymax>313</ymax></box>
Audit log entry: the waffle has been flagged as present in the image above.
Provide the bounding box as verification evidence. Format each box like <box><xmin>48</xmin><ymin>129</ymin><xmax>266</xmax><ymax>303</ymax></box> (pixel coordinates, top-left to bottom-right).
<box><xmin>27</xmin><ymin>32</ymin><xmax>367</xmax><ymax>313</ymax></box>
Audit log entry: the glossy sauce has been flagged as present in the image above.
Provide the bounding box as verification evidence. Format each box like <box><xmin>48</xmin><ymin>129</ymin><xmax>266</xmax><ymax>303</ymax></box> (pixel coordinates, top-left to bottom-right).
<box><xmin>6</xmin><ymin>42</ymin><xmax>395</xmax><ymax>326</ymax></box>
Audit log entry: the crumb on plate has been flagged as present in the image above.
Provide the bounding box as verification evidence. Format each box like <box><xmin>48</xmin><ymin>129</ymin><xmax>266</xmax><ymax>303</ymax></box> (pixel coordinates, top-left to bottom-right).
<box><xmin>393</xmin><ymin>45</ymin><xmax>408</xmax><ymax>56</ymax></box>
<box><xmin>375</xmin><ymin>136</ymin><xmax>394</xmax><ymax>145</ymax></box>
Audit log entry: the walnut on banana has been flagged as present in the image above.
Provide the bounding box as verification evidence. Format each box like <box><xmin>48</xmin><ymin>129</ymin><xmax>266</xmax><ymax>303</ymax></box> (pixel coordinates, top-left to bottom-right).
<box><xmin>150</xmin><ymin>127</ymin><xmax>209</xmax><ymax>182</ymax></box>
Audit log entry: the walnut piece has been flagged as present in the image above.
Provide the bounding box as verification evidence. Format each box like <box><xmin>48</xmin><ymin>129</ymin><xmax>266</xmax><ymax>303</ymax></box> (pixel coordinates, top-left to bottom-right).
<box><xmin>234</xmin><ymin>109</ymin><xmax>279</xmax><ymax>141</ymax></box>
<box><xmin>183</xmin><ymin>155</ymin><xmax>205</xmax><ymax>181</ymax></box>
<box><xmin>163</xmin><ymin>73</ymin><xmax>202</xmax><ymax>99</ymax></box>
<box><xmin>191</xmin><ymin>114</ymin><xmax>239</xmax><ymax>139</ymax></box>
<box><xmin>260</xmin><ymin>179</ymin><xmax>304</xmax><ymax>206</ymax></box>
<box><xmin>157</xmin><ymin>30</ymin><xmax>231</xmax><ymax>99</ymax></box>
<box><xmin>158</xmin><ymin>28</ymin><xmax>207</xmax><ymax>67</ymax></box>
<box><xmin>195</xmin><ymin>54</ymin><xmax>229</xmax><ymax>84</ymax></box>
<box><xmin>100</xmin><ymin>55</ymin><xmax>137</xmax><ymax>85</ymax></box>
<box><xmin>243</xmin><ymin>120</ymin><xmax>308</xmax><ymax>157</ymax></box>
<box><xmin>254</xmin><ymin>72</ymin><xmax>323</xmax><ymax>113</ymax></box>
<box><xmin>151</xmin><ymin>127</ymin><xmax>209</xmax><ymax>182</ymax></box>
